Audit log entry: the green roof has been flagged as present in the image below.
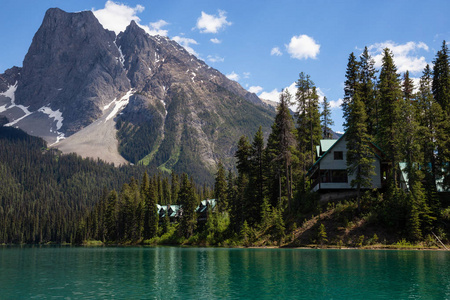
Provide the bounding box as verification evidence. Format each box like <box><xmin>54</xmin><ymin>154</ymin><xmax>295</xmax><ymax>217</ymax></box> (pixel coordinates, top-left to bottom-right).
<box><xmin>320</xmin><ymin>139</ymin><xmax>338</xmax><ymax>153</ymax></box>
<box><xmin>307</xmin><ymin>134</ymin><xmax>346</xmax><ymax>175</ymax></box>
<box><xmin>307</xmin><ymin>132</ymin><xmax>385</xmax><ymax>176</ymax></box>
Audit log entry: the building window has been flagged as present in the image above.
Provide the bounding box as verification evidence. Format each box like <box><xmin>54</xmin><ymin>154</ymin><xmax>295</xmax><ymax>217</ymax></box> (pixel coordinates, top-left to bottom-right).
<box><xmin>331</xmin><ymin>170</ymin><xmax>348</xmax><ymax>183</ymax></box>
<box><xmin>320</xmin><ymin>170</ymin><xmax>330</xmax><ymax>183</ymax></box>
<box><xmin>334</xmin><ymin>151</ymin><xmax>343</xmax><ymax>160</ymax></box>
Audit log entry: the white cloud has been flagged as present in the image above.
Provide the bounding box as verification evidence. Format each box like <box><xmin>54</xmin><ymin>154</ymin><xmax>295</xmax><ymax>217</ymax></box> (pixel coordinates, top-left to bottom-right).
<box><xmin>172</xmin><ymin>36</ymin><xmax>199</xmax><ymax>56</ymax></box>
<box><xmin>207</xmin><ymin>55</ymin><xmax>224</xmax><ymax>63</ymax></box>
<box><xmin>314</xmin><ymin>87</ymin><xmax>342</xmax><ymax>109</ymax></box>
<box><xmin>147</xmin><ymin>20</ymin><xmax>169</xmax><ymax>36</ymax></box>
<box><xmin>271</xmin><ymin>47</ymin><xmax>282</xmax><ymax>56</ymax></box>
<box><xmin>248</xmin><ymin>86</ymin><xmax>263</xmax><ymax>94</ymax></box>
<box><xmin>286</xmin><ymin>34</ymin><xmax>320</xmax><ymax>60</ymax></box>
<box><xmin>210</xmin><ymin>38</ymin><xmax>221</xmax><ymax>44</ymax></box>
<box><xmin>226</xmin><ymin>71</ymin><xmax>240</xmax><ymax>81</ymax></box>
<box><xmin>93</xmin><ymin>1</ymin><xmax>170</xmax><ymax>37</ymax></box>
<box><xmin>259</xmin><ymin>89</ymin><xmax>280</xmax><ymax>102</ymax></box>
<box><xmin>196</xmin><ymin>10</ymin><xmax>232</xmax><ymax>34</ymax></box>
<box><xmin>257</xmin><ymin>83</ymin><xmax>340</xmax><ymax>111</ymax></box>
<box><xmin>328</xmin><ymin>98</ymin><xmax>343</xmax><ymax>109</ymax></box>
<box><xmin>368</xmin><ymin>41</ymin><xmax>429</xmax><ymax>74</ymax></box>
<box><xmin>93</xmin><ymin>1</ymin><xmax>144</xmax><ymax>35</ymax></box>
<box><xmin>259</xmin><ymin>83</ymin><xmax>296</xmax><ymax>103</ymax></box>
<box><xmin>243</xmin><ymin>72</ymin><xmax>251</xmax><ymax>78</ymax></box>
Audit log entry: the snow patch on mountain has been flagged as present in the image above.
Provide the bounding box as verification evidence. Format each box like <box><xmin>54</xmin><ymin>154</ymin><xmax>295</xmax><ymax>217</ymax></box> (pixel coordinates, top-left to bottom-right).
<box><xmin>38</xmin><ymin>106</ymin><xmax>64</xmax><ymax>130</ymax></box>
<box><xmin>0</xmin><ymin>82</ymin><xmax>17</xmax><ymax>104</ymax></box>
<box><xmin>2</xmin><ymin>83</ymin><xmax>34</xmax><ymax>127</ymax></box>
<box><xmin>0</xmin><ymin>82</ymin><xmax>30</xmax><ymax>120</ymax></box>
<box><xmin>38</xmin><ymin>106</ymin><xmax>66</xmax><ymax>145</ymax></box>
<box><xmin>106</xmin><ymin>90</ymin><xmax>134</xmax><ymax>122</ymax></box>
<box><xmin>103</xmin><ymin>98</ymin><xmax>117</xmax><ymax>110</ymax></box>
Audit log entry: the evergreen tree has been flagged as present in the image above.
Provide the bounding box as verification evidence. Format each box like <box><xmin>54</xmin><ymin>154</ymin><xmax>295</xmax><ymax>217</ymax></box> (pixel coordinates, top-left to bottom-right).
<box><xmin>260</xmin><ymin>197</ymin><xmax>272</xmax><ymax>230</ymax></box>
<box><xmin>345</xmin><ymin>92</ymin><xmax>375</xmax><ymax>205</ymax></box>
<box><xmin>266</xmin><ymin>89</ymin><xmax>297</xmax><ymax>210</ymax></box>
<box><xmin>143</xmin><ymin>177</ymin><xmax>158</xmax><ymax>239</ymax></box>
<box><xmin>105</xmin><ymin>190</ymin><xmax>118</xmax><ymax>241</ymax></box>
<box><xmin>400</xmin><ymin>74</ymin><xmax>433</xmax><ymax>239</ymax></box>
<box><xmin>432</xmin><ymin>41</ymin><xmax>450</xmax><ymax>112</ymax></box>
<box><xmin>249</xmin><ymin>126</ymin><xmax>265</xmax><ymax>222</ymax></box>
<box><xmin>359</xmin><ymin>47</ymin><xmax>378</xmax><ymax>137</ymax></box>
<box><xmin>377</xmin><ymin>48</ymin><xmax>403</xmax><ymax>187</ymax></box>
<box><xmin>226</xmin><ymin>170</ymin><xmax>236</xmax><ymax>205</ymax></box>
<box><xmin>344</xmin><ymin>49</ymin><xmax>376</xmax><ymax>205</ymax></box>
<box><xmin>119</xmin><ymin>182</ymin><xmax>140</xmax><ymax>241</ymax></box>
<box><xmin>229</xmin><ymin>172</ymin><xmax>247</xmax><ymax>234</ymax></box>
<box><xmin>140</xmin><ymin>172</ymin><xmax>150</xmax><ymax>196</ymax></box>
<box><xmin>271</xmin><ymin>207</ymin><xmax>286</xmax><ymax>245</ymax></box>
<box><xmin>402</xmin><ymin>71</ymin><xmax>415</xmax><ymax>102</ymax></box>
<box><xmin>342</xmin><ymin>53</ymin><xmax>359</xmax><ymax>127</ymax></box>
<box><xmin>296</xmin><ymin>73</ymin><xmax>322</xmax><ymax>167</ymax></box>
<box><xmin>162</xmin><ymin>177</ymin><xmax>171</xmax><ymax>205</ymax></box>
<box><xmin>171</xmin><ymin>171</ymin><xmax>179</xmax><ymax>204</ymax></box>
<box><xmin>321</xmin><ymin>96</ymin><xmax>334</xmax><ymax>139</ymax></box>
<box><xmin>234</xmin><ymin>135</ymin><xmax>253</xmax><ymax>224</ymax></box>
<box><xmin>432</xmin><ymin>41</ymin><xmax>450</xmax><ymax>189</ymax></box>
<box><xmin>214</xmin><ymin>161</ymin><xmax>228</xmax><ymax>212</ymax></box>
<box><xmin>418</xmin><ymin>65</ymin><xmax>443</xmax><ymax>212</ymax></box>
<box><xmin>157</xmin><ymin>173</ymin><xmax>164</xmax><ymax>204</ymax></box>
<box><xmin>235</xmin><ymin>136</ymin><xmax>252</xmax><ymax>176</ymax></box>
<box><xmin>178</xmin><ymin>173</ymin><xmax>197</xmax><ymax>238</ymax></box>
<box><xmin>317</xmin><ymin>223</ymin><xmax>328</xmax><ymax>246</ymax></box>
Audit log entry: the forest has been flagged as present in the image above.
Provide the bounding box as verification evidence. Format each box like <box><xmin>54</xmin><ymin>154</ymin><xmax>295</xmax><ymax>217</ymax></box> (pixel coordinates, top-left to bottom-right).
<box><xmin>1</xmin><ymin>42</ymin><xmax>450</xmax><ymax>247</ymax></box>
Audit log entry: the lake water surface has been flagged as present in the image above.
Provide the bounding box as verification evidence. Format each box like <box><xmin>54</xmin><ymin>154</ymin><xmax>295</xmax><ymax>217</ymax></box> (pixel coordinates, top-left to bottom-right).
<box><xmin>0</xmin><ymin>246</ymin><xmax>449</xmax><ymax>299</ymax></box>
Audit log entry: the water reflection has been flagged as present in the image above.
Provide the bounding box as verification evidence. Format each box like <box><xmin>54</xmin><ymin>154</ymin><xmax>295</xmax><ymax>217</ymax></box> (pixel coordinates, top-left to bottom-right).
<box><xmin>0</xmin><ymin>246</ymin><xmax>449</xmax><ymax>299</ymax></box>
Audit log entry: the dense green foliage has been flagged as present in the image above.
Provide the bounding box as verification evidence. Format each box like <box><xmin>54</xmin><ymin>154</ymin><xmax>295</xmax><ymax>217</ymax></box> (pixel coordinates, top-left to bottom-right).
<box><xmin>2</xmin><ymin>42</ymin><xmax>450</xmax><ymax>247</ymax></box>
<box><xmin>0</xmin><ymin>127</ymin><xmax>154</xmax><ymax>244</ymax></box>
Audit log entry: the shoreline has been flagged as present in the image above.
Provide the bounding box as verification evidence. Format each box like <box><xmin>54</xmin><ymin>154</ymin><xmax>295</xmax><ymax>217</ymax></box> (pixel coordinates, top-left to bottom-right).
<box><xmin>1</xmin><ymin>242</ymin><xmax>448</xmax><ymax>251</ymax></box>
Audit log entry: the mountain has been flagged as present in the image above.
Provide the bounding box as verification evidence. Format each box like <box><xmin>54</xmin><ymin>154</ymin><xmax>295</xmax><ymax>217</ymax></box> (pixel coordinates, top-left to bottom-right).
<box><xmin>0</xmin><ymin>8</ymin><xmax>275</xmax><ymax>182</ymax></box>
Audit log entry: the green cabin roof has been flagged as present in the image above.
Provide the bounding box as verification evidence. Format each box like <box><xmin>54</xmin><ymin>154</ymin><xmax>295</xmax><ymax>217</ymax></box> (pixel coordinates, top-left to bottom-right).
<box><xmin>320</xmin><ymin>139</ymin><xmax>337</xmax><ymax>153</ymax></box>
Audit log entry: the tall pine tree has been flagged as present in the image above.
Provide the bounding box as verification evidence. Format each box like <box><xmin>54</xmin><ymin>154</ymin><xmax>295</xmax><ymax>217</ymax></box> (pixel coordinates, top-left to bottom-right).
<box><xmin>432</xmin><ymin>41</ymin><xmax>450</xmax><ymax>190</ymax></box>
<box><xmin>359</xmin><ymin>47</ymin><xmax>378</xmax><ymax>137</ymax></box>
<box><xmin>178</xmin><ymin>173</ymin><xmax>197</xmax><ymax>238</ymax></box>
<box><xmin>321</xmin><ymin>96</ymin><xmax>334</xmax><ymax>139</ymax></box>
<box><xmin>214</xmin><ymin>161</ymin><xmax>228</xmax><ymax>212</ymax></box>
<box><xmin>266</xmin><ymin>89</ymin><xmax>297</xmax><ymax>210</ymax></box>
<box><xmin>296</xmin><ymin>72</ymin><xmax>322</xmax><ymax>188</ymax></box>
<box><xmin>345</xmin><ymin>92</ymin><xmax>375</xmax><ymax>205</ymax></box>
<box><xmin>418</xmin><ymin>64</ymin><xmax>443</xmax><ymax>212</ymax></box>
<box><xmin>143</xmin><ymin>174</ymin><xmax>158</xmax><ymax>240</ymax></box>
<box><xmin>342</xmin><ymin>53</ymin><xmax>359</xmax><ymax>127</ymax></box>
<box><xmin>377</xmin><ymin>48</ymin><xmax>403</xmax><ymax>187</ymax></box>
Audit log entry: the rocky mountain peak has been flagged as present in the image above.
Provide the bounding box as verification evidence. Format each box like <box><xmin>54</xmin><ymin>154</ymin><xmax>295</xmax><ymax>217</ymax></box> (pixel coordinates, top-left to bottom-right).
<box><xmin>15</xmin><ymin>8</ymin><xmax>130</xmax><ymax>135</ymax></box>
<box><xmin>0</xmin><ymin>8</ymin><xmax>275</xmax><ymax>182</ymax></box>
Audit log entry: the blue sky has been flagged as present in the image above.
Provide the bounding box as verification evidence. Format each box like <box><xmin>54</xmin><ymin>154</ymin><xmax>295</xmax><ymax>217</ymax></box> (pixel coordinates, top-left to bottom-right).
<box><xmin>1</xmin><ymin>0</ymin><xmax>449</xmax><ymax>132</ymax></box>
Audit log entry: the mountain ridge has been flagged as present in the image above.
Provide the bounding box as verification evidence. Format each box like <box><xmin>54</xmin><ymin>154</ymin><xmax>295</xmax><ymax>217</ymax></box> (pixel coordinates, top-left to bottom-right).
<box><xmin>0</xmin><ymin>8</ymin><xmax>275</xmax><ymax>182</ymax></box>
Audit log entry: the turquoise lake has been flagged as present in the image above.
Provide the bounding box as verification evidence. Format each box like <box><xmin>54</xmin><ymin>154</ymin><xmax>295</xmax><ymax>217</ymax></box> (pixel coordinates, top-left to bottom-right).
<box><xmin>0</xmin><ymin>246</ymin><xmax>449</xmax><ymax>299</ymax></box>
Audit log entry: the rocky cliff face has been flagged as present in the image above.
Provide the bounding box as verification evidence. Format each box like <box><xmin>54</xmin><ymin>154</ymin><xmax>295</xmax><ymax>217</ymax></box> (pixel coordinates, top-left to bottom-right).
<box><xmin>0</xmin><ymin>8</ymin><xmax>274</xmax><ymax>182</ymax></box>
<box><xmin>15</xmin><ymin>8</ymin><xmax>131</xmax><ymax>135</ymax></box>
